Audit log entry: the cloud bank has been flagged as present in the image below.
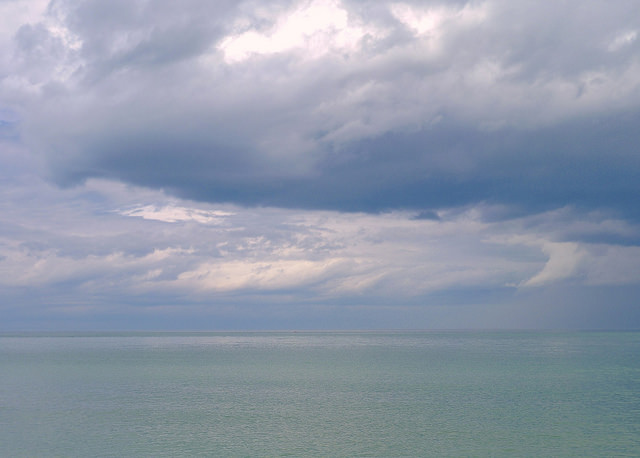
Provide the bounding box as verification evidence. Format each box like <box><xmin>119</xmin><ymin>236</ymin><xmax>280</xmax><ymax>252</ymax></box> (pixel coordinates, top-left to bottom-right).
<box><xmin>1</xmin><ymin>0</ymin><xmax>640</xmax><ymax>330</ymax></box>
<box><xmin>3</xmin><ymin>0</ymin><xmax>639</xmax><ymax>216</ymax></box>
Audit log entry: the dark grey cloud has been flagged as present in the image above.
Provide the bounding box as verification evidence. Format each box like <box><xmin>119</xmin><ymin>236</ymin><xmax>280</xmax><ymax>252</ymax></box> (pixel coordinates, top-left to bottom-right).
<box><xmin>5</xmin><ymin>0</ymin><xmax>637</xmax><ymax>221</ymax></box>
<box><xmin>3</xmin><ymin>0</ymin><xmax>640</xmax><ymax>218</ymax></box>
<box><xmin>41</xmin><ymin>109</ymin><xmax>640</xmax><ymax>220</ymax></box>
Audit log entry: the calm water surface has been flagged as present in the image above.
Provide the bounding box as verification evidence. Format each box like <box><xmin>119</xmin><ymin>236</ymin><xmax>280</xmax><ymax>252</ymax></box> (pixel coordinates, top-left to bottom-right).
<box><xmin>1</xmin><ymin>331</ymin><xmax>639</xmax><ymax>456</ymax></box>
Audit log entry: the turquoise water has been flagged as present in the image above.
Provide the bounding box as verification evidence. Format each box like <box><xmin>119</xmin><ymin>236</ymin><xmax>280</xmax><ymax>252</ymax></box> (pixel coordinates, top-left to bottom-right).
<box><xmin>1</xmin><ymin>331</ymin><xmax>639</xmax><ymax>457</ymax></box>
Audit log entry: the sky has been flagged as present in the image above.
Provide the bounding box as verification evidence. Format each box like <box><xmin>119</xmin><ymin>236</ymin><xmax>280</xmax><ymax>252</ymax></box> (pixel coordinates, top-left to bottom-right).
<box><xmin>1</xmin><ymin>0</ymin><xmax>640</xmax><ymax>331</ymax></box>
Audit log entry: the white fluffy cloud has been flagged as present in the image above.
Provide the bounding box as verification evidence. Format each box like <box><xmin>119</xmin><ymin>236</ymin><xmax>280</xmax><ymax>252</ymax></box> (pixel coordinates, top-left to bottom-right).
<box><xmin>218</xmin><ymin>0</ymin><xmax>380</xmax><ymax>63</ymax></box>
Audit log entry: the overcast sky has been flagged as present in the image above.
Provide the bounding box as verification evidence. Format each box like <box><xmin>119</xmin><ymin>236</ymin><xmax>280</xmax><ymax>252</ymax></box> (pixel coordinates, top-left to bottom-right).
<box><xmin>1</xmin><ymin>0</ymin><xmax>640</xmax><ymax>330</ymax></box>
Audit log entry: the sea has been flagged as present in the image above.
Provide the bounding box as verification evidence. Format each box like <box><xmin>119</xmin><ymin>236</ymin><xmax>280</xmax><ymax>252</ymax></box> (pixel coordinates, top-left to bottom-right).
<box><xmin>1</xmin><ymin>331</ymin><xmax>639</xmax><ymax>457</ymax></box>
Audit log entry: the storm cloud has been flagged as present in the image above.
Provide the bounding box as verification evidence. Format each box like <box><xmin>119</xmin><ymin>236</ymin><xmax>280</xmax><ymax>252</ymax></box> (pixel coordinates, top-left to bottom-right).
<box><xmin>4</xmin><ymin>0</ymin><xmax>639</xmax><ymax>215</ymax></box>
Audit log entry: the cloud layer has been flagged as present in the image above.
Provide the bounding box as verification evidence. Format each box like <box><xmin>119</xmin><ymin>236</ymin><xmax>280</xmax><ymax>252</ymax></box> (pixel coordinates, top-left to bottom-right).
<box><xmin>1</xmin><ymin>0</ymin><xmax>640</xmax><ymax>329</ymax></box>
<box><xmin>1</xmin><ymin>172</ymin><xmax>639</xmax><ymax>329</ymax></box>
<box><xmin>3</xmin><ymin>0</ymin><xmax>639</xmax><ymax>215</ymax></box>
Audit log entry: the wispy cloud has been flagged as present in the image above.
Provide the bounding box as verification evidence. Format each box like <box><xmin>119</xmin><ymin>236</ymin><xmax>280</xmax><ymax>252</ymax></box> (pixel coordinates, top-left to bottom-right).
<box><xmin>120</xmin><ymin>205</ymin><xmax>233</xmax><ymax>224</ymax></box>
